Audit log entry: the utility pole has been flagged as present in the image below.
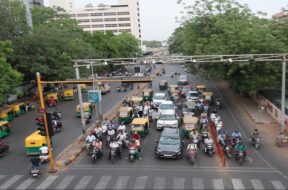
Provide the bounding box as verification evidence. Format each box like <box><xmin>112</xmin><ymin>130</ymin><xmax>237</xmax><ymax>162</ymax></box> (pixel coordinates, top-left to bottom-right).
<box><xmin>280</xmin><ymin>55</ymin><xmax>286</xmax><ymax>133</ymax></box>
<box><xmin>23</xmin><ymin>0</ymin><xmax>33</xmax><ymax>29</ymax></box>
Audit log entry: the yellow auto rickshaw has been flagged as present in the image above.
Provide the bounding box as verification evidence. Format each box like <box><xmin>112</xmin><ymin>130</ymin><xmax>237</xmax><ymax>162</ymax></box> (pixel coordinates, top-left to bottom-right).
<box><xmin>0</xmin><ymin>121</ymin><xmax>11</xmax><ymax>139</ymax></box>
<box><xmin>182</xmin><ymin>115</ymin><xmax>198</xmax><ymax>137</ymax></box>
<box><xmin>168</xmin><ymin>85</ymin><xmax>179</xmax><ymax>95</ymax></box>
<box><xmin>118</xmin><ymin>107</ymin><xmax>133</xmax><ymax>124</ymax></box>
<box><xmin>80</xmin><ymin>84</ymin><xmax>87</xmax><ymax>93</ymax></box>
<box><xmin>25</xmin><ymin>131</ymin><xmax>47</xmax><ymax>156</ymax></box>
<box><xmin>0</xmin><ymin>107</ymin><xmax>14</xmax><ymax>122</ymax></box>
<box><xmin>143</xmin><ymin>89</ymin><xmax>154</xmax><ymax>101</ymax></box>
<box><xmin>196</xmin><ymin>84</ymin><xmax>206</xmax><ymax>94</ymax></box>
<box><xmin>7</xmin><ymin>102</ymin><xmax>26</xmax><ymax>117</ymax></box>
<box><xmin>63</xmin><ymin>89</ymin><xmax>74</xmax><ymax>101</ymax></box>
<box><xmin>203</xmin><ymin>92</ymin><xmax>214</xmax><ymax>104</ymax></box>
<box><xmin>75</xmin><ymin>102</ymin><xmax>94</xmax><ymax>117</ymax></box>
<box><xmin>170</xmin><ymin>89</ymin><xmax>180</xmax><ymax>102</ymax></box>
<box><xmin>159</xmin><ymin>80</ymin><xmax>168</xmax><ymax>90</ymax></box>
<box><xmin>130</xmin><ymin>118</ymin><xmax>150</xmax><ymax>138</ymax></box>
<box><xmin>131</xmin><ymin>96</ymin><xmax>143</xmax><ymax>107</ymax></box>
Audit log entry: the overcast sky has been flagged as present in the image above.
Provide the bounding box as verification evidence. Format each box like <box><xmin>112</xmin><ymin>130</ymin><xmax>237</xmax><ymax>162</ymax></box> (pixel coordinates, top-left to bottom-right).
<box><xmin>46</xmin><ymin>0</ymin><xmax>288</xmax><ymax>41</ymax></box>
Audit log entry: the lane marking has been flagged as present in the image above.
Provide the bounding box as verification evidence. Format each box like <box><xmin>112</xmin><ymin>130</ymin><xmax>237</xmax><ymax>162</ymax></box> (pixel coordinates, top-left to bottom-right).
<box><xmin>55</xmin><ymin>175</ymin><xmax>75</xmax><ymax>189</ymax></box>
<box><xmin>113</xmin><ymin>176</ymin><xmax>129</xmax><ymax>190</ymax></box>
<box><xmin>74</xmin><ymin>176</ymin><xmax>92</xmax><ymax>190</ymax></box>
<box><xmin>94</xmin><ymin>176</ymin><xmax>111</xmax><ymax>190</ymax></box>
<box><xmin>36</xmin><ymin>176</ymin><xmax>58</xmax><ymax>190</ymax></box>
<box><xmin>232</xmin><ymin>178</ymin><xmax>245</xmax><ymax>190</ymax></box>
<box><xmin>133</xmin><ymin>176</ymin><xmax>148</xmax><ymax>190</ymax></box>
<box><xmin>15</xmin><ymin>178</ymin><xmax>36</xmax><ymax>190</ymax></box>
<box><xmin>173</xmin><ymin>177</ymin><xmax>185</xmax><ymax>190</ymax></box>
<box><xmin>250</xmin><ymin>179</ymin><xmax>265</xmax><ymax>190</ymax></box>
<box><xmin>271</xmin><ymin>180</ymin><xmax>285</xmax><ymax>190</ymax></box>
<box><xmin>0</xmin><ymin>175</ymin><xmax>23</xmax><ymax>190</ymax></box>
<box><xmin>153</xmin><ymin>177</ymin><xmax>165</xmax><ymax>189</ymax></box>
<box><xmin>213</xmin><ymin>179</ymin><xmax>224</xmax><ymax>190</ymax></box>
<box><xmin>192</xmin><ymin>178</ymin><xmax>204</xmax><ymax>189</ymax></box>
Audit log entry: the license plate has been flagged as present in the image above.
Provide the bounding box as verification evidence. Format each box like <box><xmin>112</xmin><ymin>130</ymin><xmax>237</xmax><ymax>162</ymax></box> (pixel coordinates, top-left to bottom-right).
<box><xmin>164</xmin><ymin>154</ymin><xmax>172</xmax><ymax>157</ymax></box>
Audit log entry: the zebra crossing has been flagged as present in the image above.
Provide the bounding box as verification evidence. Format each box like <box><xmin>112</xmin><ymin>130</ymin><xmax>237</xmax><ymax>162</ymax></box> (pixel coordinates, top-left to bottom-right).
<box><xmin>0</xmin><ymin>174</ymin><xmax>286</xmax><ymax>189</ymax></box>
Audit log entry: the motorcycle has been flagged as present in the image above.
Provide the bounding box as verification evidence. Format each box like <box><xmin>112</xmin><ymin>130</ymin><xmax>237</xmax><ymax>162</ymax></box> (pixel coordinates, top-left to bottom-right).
<box><xmin>0</xmin><ymin>142</ymin><xmax>9</xmax><ymax>157</ymax></box>
<box><xmin>205</xmin><ymin>143</ymin><xmax>214</xmax><ymax>156</ymax></box>
<box><xmin>110</xmin><ymin>147</ymin><xmax>118</xmax><ymax>164</ymax></box>
<box><xmin>52</xmin><ymin>110</ymin><xmax>62</xmax><ymax>120</ymax></box>
<box><xmin>39</xmin><ymin>153</ymin><xmax>49</xmax><ymax>164</ymax></box>
<box><xmin>216</xmin><ymin>100</ymin><xmax>222</xmax><ymax>109</ymax></box>
<box><xmin>53</xmin><ymin>120</ymin><xmax>63</xmax><ymax>133</ymax></box>
<box><xmin>91</xmin><ymin>148</ymin><xmax>101</xmax><ymax>163</ymax></box>
<box><xmin>128</xmin><ymin>147</ymin><xmax>138</xmax><ymax>162</ymax></box>
<box><xmin>250</xmin><ymin>137</ymin><xmax>260</xmax><ymax>150</ymax></box>
<box><xmin>201</xmin><ymin>131</ymin><xmax>209</xmax><ymax>143</ymax></box>
<box><xmin>122</xmin><ymin>87</ymin><xmax>127</xmax><ymax>92</ymax></box>
<box><xmin>30</xmin><ymin>166</ymin><xmax>40</xmax><ymax>178</ymax></box>
<box><xmin>117</xmin><ymin>87</ymin><xmax>121</xmax><ymax>92</ymax></box>
<box><xmin>235</xmin><ymin>150</ymin><xmax>246</xmax><ymax>165</ymax></box>
<box><xmin>86</xmin><ymin>143</ymin><xmax>93</xmax><ymax>155</ymax></box>
<box><xmin>162</xmin><ymin>70</ymin><xmax>165</xmax><ymax>74</ymax></box>
<box><xmin>223</xmin><ymin>145</ymin><xmax>233</xmax><ymax>159</ymax></box>
<box><xmin>187</xmin><ymin>148</ymin><xmax>197</xmax><ymax>165</ymax></box>
<box><xmin>192</xmin><ymin>136</ymin><xmax>200</xmax><ymax>148</ymax></box>
<box><xmin>106</xmin><ymin>134</ymin><xmax>114</xmax><ymax>148</ymax></box>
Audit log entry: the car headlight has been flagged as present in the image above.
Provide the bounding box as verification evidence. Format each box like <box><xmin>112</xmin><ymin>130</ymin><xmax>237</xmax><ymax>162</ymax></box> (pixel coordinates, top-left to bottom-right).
<box><xmin>156</xmin><ymin>148</ymin><xmax>161</xmax><ymax>153</ymax></box>
<box><xmin>176</xmin><ymin>149</ymin><xmax>181</xmax><ymax>155</ymax></box>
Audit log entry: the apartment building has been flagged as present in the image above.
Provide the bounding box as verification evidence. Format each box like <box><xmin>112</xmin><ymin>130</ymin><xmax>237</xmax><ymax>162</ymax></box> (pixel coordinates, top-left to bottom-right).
<box><xmin>272</xmin><ymin>10</ymin><xmax>288</xmax><ymax>22</ymax></box>
<box><xmin>68</xmin><ymin>0</ymin><xmax>142</xmax><ymax>41</ymax></box>
<box><xmin>49</xmin><ymin>0</ymin><xmax>75</xmax><ymax>11</ymax></box>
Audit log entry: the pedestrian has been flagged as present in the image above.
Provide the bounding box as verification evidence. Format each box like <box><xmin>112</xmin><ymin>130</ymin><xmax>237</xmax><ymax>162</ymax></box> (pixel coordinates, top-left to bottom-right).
<box><xmin>73</xmin><ymin>86</ymin><xmax>77</xmax><ymax>94</ymax></box>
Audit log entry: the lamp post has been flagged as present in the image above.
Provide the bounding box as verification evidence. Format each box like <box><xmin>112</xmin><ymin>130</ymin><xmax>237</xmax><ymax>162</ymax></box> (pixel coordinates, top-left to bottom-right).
<box><xmin>280</xmin><ymin>56</ymin><xmax>286</xmax><ymax>133</ymax></box>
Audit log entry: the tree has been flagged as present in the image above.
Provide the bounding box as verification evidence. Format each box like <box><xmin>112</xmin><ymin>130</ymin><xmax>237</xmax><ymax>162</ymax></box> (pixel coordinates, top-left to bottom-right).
<box><xmin>143</xmin><ymin>40</ymin><xmax>162</xmax><ymax>48</ymax></box>
<box><xmin>0</xmin><ymin>41</ymin><xmax>22</xmax><ymax>104</ymax></box>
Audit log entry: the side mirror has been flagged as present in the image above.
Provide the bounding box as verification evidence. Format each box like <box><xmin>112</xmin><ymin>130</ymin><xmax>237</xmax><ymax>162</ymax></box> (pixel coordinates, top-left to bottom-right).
<box><xmin>154</xmin><ymin>140</ymin><xmax>158</xmax><ymax>142</ymax></box>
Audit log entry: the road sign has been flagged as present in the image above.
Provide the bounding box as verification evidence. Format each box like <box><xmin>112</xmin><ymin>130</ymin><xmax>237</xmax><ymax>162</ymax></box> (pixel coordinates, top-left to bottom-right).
<box><xmin>88</xmin><ymin>90</ymin><xmax>101</xmax><ymax>103</ymax></box>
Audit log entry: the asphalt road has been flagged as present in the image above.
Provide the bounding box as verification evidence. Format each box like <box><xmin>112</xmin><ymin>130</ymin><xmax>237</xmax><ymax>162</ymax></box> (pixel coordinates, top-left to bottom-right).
<box><xmin>1</xmin><ymin>64</ymin><xmax>288</xmax><ymax>189</ymax></box>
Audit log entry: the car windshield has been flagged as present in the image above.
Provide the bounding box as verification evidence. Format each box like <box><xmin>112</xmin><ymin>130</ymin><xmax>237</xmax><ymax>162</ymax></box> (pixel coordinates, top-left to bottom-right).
<box><xmin>159</xmin><ymin>104</ymin><xmax>174</xmax><ymax>110</ymax></box>
<box><xmin>179</xmin><ymin>76</ymin><xmax>187</xmax><ymax>80</ymax></box>
<box><xmin>154</xmin><ymin>95</ymin><xmax>164</xmax><ymax>100</ymax></box>
<box><xmin>188</xmin><ymin>92</ymin><xmax>198</xmax><ymax>97</ymax></box>
<box><xmin>159</xmin><ymin>136</ymin><xmax>180</xmax><ymax>145</ymax></box>
<box><xmin>159</xmin><ymin>114</ymin><xmax>176</xmax><ymax>120</ymax></box>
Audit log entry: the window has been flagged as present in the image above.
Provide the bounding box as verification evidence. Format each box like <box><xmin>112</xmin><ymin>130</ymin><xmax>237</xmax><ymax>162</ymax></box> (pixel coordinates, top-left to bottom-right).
<box><xmin>104</xmin><ymin>12</ymin><xmax>116</xmax><ymax>16</ymax></box>
<box><xmin>91</xmin><ymin>13</ymin><xmax>103</xmax><ymax>16</ymax></box>
<box><xmin>104</xmin><ymin>18</ymin><xmax>117</xmax><ymax>22</ymax></box>
<box><xmin>92</xmin><ymin>24</ymin><xmax>104</xmax><ymax>28</ymax></box>
<box><xmin>69</xmin><ymin>14</ymin><xmax>76</xmax><ymax>17</ymax></box>
<box><xmin>77</xmin><ymin>13</ymin><xmax>90</xmax><ymax>17</ymax></box>
<box><xmin>105</xmin><ymin>24</ymin><xmax>117</xmax><ymax>28</ymax></box>
<box><xmin>119</xmin><ymin>29</ymin><xmax>131</xmax><ymax>32</ymax></box>
<box><xmin>117</xmin><ymin>11</ymin><xmax>130</xmax><ymax>15</ymax></box>
<box><xmin>79</xmin><ymin>25</ymin><xmax>91</xmax><ymax>28</ymax></box>
<box><xmin>118</xmin><ymin>23</ymin><xmax>131</xmax><ymax>27</ymax></box>
<box><xmin>91</xmin><ymin>19</ymin><xmax>103</xmax><ymax>22</ymax></box>
<box><xmin>78</xmin><ymin>19</ymin><xmax>90</xmax><ymax>23</ymax></box>
<box><xmin>118</xmin><ymin>17</ymin><xmax>130</xmax><ymax>21</ymax></box>
<box><xmin>106</xmin><ymin>29</ymin><xmax>118</xmax><ymax>33</ymax></box>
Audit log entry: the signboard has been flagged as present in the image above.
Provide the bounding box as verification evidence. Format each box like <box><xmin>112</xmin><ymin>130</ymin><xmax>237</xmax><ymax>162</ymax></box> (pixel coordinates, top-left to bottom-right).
<box><xmin>88</xmin><ymin>90</ymin><xmax>101</xmax><ymax>103</ymax></box>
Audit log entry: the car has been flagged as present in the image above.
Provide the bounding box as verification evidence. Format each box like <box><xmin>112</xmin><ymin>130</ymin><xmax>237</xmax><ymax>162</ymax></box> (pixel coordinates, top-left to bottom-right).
<box><xmin>158</xmin><ymin>101</ymin><xmax>175</xmax><ymax>114</ymax></box>
<box><xmin>153</xmin><ymin>93</ymin><xmax>166</xmax><ymax>107</ymax></box>
<box><xmin>156</xmin><ymin>110</ymin><xmax>179</xmax><ymax>130</ymax></box>
<box><xmin>180</xmin><ymin>85</ymin><xmax>192</xmax><ymax>98</ymax></box>
<box><xmin>186</xmin><ymin>90</ymin><xmax>199</xmax><ymax>102</ymax></box>
<box><xmin>177</xmin><ymin>75</ymin><xmax>188</xmax><ymax>85</ymax></box>
<box><xmin>156</xmin><ymin>60</ymin><xmax>163</xmax><ymax>64</ymax></box>
<box><xmin>155</xmin><ymin>128</ymin><xmax>183</xmax><ymax>159</ymax></box>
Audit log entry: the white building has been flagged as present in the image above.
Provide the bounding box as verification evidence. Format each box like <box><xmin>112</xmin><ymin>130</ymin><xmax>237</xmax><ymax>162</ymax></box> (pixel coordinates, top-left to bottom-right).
<box><xmin>49</xmin><ymin>0</ymin><xmax>75</xmax><ymax>11</ymax></box>
<box><xmin>67</xmin><ymin>0</ymin><xmax>142</xmax><ymax>41</ymax></box>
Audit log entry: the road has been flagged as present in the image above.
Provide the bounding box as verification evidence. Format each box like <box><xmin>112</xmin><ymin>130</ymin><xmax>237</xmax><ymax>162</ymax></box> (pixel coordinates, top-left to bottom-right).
<box><xmin>1</xmin><ymin>64</ymin><xmax>288</xmax><ymax>189</ymax></box>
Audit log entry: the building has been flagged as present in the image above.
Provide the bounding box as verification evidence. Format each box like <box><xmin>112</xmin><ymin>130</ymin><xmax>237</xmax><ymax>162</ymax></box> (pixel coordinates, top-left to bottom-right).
<box><xmin>272</xmin><ymin>10</ymin><xmax>288</xmax><ymax>22</ymax></box>
<box><xmin>49</xmin><ymin>0</ymin><xmax>75</xmax><ymax>11</ymax></box>
<box><xmin>68</xmin><ymin>0</ymin><xmax>142</xmax><ymax>41</ymax></box>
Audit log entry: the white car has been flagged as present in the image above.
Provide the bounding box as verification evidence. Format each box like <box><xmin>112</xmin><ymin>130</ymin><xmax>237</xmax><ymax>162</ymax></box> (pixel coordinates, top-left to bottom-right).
<box><xmin>186</xmin><ymin>91</ymin><xmax>199</xmax><ymax>102</ymax></box>
<box><xmin>158</xmin><ymin>101</ymin><xmax>175</xmax><ymax>114</ymax></box>
<box><xmin>157</xmin><ymin>110</ymin><xmax>179</xmax><ymax>130</ymax></box>
<box><xmin>153</xmin><ymin>93</ymin><xmax>166</xmax><ymax>107</ymax></box>
<box><xmin>177</xmin><ymin>75</ymin><xmax>188</xmax><ymax>85</ymax></box>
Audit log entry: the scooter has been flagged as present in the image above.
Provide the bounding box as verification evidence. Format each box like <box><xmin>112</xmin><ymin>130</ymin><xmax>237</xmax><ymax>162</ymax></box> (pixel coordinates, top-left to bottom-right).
<box><xmin>128</xmin><ymin>147</ymin><xmax>138</xmax><ymax>162</ymax></box>
<box><xmin>30</xmin><ymin>166</ymin><xmax>40</xmax><ymax>178</ymax></box>
<box><xmin>204</xmin><ymin>143</ymin><xmax>214</xmax><ymax>157</ymax></box>
<box><xmin>110</xmin><ymin>147</ymin><xmax>119</xmax><ymax>164</ymax></box>
<box><xmin>0</xmin><ymin>142</ymin><xmax>9</xmax><ymax>157</ymax></box>
<box><xmin>235</xmin><ymin>150</ymin><xmax>246</xmax><ymax>166</ymax></box>
<box><xmin>201</xmin><ymin>130</ymin><xmax>209</xmax><ymax>143</ymax></box>
<box><xmin>223</xmin><ymin>145</ymin><xmax>233</xmax><ymax>159</ymax></box>
<box><xmin>187</xmin><ymin>148</ymin><xmax>197</xmax><ymax>165</ymax></box>
<box><xmin>39</xmin><ymin>153</ymin><xmax>49</xmax><ymax>164</ymax></box>
<box><xmin>192</xmin><ymin>136</ymin><xmax>200</xmax><ymax>148</ymax></box>
<box><xmin>250</xmin><ymin>137</ymin><xmax>260</xmax><ymax>150</ymax></box>
<box><xmin>117</xmin><ymin>87</ymin><xmax>121</xmax><ymax>92</ymax></box>
<box><xmin>53</xmin><ymin>120</ymin><xmax>63</xmax><ymax>133</ymax></box>
<box><xmin>216</xmin><ymin>100</ymin><xmax>222</xmax><ymax>109</ymax></box>
<box><xmin>91</xmin><ymin>148</ymin><xmax>101</xmax><ymax>163</ymax></box>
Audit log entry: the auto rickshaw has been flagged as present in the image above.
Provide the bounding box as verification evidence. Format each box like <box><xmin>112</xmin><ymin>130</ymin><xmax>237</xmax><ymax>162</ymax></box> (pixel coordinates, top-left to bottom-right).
<box><xmin>45</xmin><ymin>92</ymin><xmax>59</xmax><ymax>105</ymax></box>
<box><xmin>80</xmin><ymin>84</ymin><xmax>87</xmax><ymax>93</ymax></box>
<box><xmin>131</xmin><ymin>96</ymin><xmax>143</xmax><ymax>107</ymax></box>
<box><xmin>159</xmin><ymin>80</ymin><xmax>168</xmax><ymax>90</ymax></box>
<box><xmin>0</xmin><ymin>107</ymin><xmax>14</xmax><ymax>122</ymax></box>
<box><xmin>143</xmin><ymin>89</ymin><xmax>154</xmax><ymax>101</ymax></box>
<box><xmin>196</xmin><ymin>84</ymin><xmax>206</xmax><ymax>94</ymax></box>
<box><xmin>25</xmin><ymin>131</ymin><xmax>47</xmax><ymax>156</ymax></box>
<box><xmin>0</xmin><ymin>121</ymin><xmax>11</xmax><ymax>139</ymax></box>
<box><xmin>168</xmin><ymin>85</ymin><xmax>179</xmax><ymax>95</ymax></box>
<box><xmin>170</xmin><ymin>90</ymin><xmax>180</xmax><ymax>102</ymax></box>
<box><xmin>118</xmin><ymin>107</ymin><xmax>133</xmax><ymax>124</ymax></box>
<box><xmin>130</xmin><ymin>118</ymin><xmax>150</xmax><ymax>138</ymax></box>
<box><xmin>7</xmin><ymin>102</ymin><xmax>26</xmax><ymax>117</ymax></box>
<box><xmin>75</xmin><ymin>102</ymin><xmax>94</xmax><ymax>117</ymax></box>
<box><xmin>182</xmin><ymin>115</ymin><xmax>198</xmax><ymax>137</ymax></box>
<box><xmin>63</xmin><ymin>89</ymin><xmax>74</xmax><ymax>100</ymax></box>
<box><xmin>203</xmin><ymin>92</ymin><xmax>214</xmax><ymax>105</ymax></box>
<box><xmin>183</xmin><ymin>100</ymin><xmax>196</xmax><ymax>115</ymax></box>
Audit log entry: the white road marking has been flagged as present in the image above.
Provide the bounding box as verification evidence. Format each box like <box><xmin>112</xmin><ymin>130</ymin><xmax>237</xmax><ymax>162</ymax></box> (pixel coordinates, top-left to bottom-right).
<box><xmin>232</xmin><ymin>178</ymin><xmax>245</xmax><ymax>190</ymax></box>
<box><xmin>133</xmin><ymin>176</ymin><xmax>148</xmax><ymax>190</ymax></box>
<box><xmin>94</xmin><ymin>176</ymin><xmax>111</xmax><ymax>190</ymax></box>
<box><xmin>153</xmin><ymin>177</ymin><xmax>166</xmax><ymax>189</ymax></box>
<box><xmin>74</xmin><ymin>176</ymin><xmax>92</xmax><ymax>189</ymax></box>
<box><xmin>173</xmin><ymin>177</ymin><xmax>185</xmax><ymax>189</ymax></box>
<box><xmin>250</xmin><ymin>179</ymin><xmax>265</xmax><ymax>190</ymax></box>
<box><xmin>0</xmin><ymin>175</ymin><xmax>23</xmax><ymax>190</ymax></box>
<box><xmin>113</xmin><ymin>176</ymin><xmax>129</xmax><ymax>189</ymax></box>
<box><xmin>55</xmin><ymin>175</ymin><xmax>75</xmax><ymax>189</ymax></box>
<box><xmin>212</xmin><ymin>179</ymin><xmax>224</xmax><ymax>190</ymax></box>
<box><xmin>0</xmin><ymin>175</ymin><xmax>5</xmax><ymax>181</ymax></box>
<box><xmin>271</xmin><ymin>180</ymin><xmax>285</xmax><ymax>190</ymax></box>
<box><xmin>36</xmin><ymin>176</ymin><xmax>58</xmax><ymax>190</ymax></box>
<box><xmin>15</xmin><ymin>178</ymin><xmax>36</xmax><ymax>190</ymax></box>
<box><xmin>192</xmin><ymin>178</ymin><xmax>204</xmax><ymax>189</ymax></box>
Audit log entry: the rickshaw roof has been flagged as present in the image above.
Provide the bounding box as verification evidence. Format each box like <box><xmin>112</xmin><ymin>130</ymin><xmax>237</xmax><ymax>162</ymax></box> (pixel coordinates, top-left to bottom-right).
<box><xmin>183</xmin><ymin>116</ymin><xmax>198</xmax><ymax>124</ymax></box>
<box><xmin>25</xmin><ymin>131</ymin><xmax>47</xmax><ymax>144</ymax></box>
<box><xmin>159</xmin><ymin>80</ymin><xmax>167</xmax><ymax>84</ymax></box>
<box><xmin>132</xmin><ymin>118</ymin><xmax>148</xmax><ymax>125</ymax></box>
<box><xmin>169</xmin><ymin>85</ymin><xmax>178</xmax><ymax>88</ymax></box>
<box><xmin>119</xmin><ymin>107</ymin><xmax>132</xmax><ymax>112</ymax></box>
<box><xmin>143</xmin><ymin>89</ymin><xmax>153</xmax><ymax>93</ymax></box>
<box><xmin>171</xmin><ymin>89</ymin><xmax>180</xmax><ymax>93</ymax></box>
<box><xmin>196</xmin><ymin>84</ymin><xmax>206</xmax><ymax>88</ymax></box>
<box><xmin>77</xmin><ymin>102</ymin><xmax>91</xmax><ymax>108</ymax></box>
<box><xmin>0</xmin><ymin>121</ymin><xmax>9</xmax><ymax>127</ymax></box>
<box><xmin>7</xmin><ymin>102</ymin><xmax>24</xmax><ymax>108</ymax></box>
<box><xmin>64</xmin><ymin>89</ymin><xmax>73</xmax><ymax>92</ymax></box>
<box><xmin>131</xmin><ymin>96</ymin><xmax>143</xmax><ymax>101</ymax></box>
<box><xmin>46</xmin><ymin>93</ymin><xmax>58</xmax><ymax>97</ymax></box>
<box><xmin>80</xmin><ymin>84</ymin><xmax>87</xmax><ymax>87</ymax></box>
<box><xmin>0</xmin><ymin>107</ymin><xmax>12</xmax><ymax>113</ymax></box>
<box><xmin>203</xmin><ymin>92</ymin><xmax>213</xmax><ymax>96</ymax></box>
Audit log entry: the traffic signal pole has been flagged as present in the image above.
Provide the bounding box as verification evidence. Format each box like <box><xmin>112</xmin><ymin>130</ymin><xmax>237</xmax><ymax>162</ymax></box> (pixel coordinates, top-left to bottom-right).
<box><xmin>36</xmin><ymin>72</ymin><xmax>57</xmax><ymax>173</ymax></box>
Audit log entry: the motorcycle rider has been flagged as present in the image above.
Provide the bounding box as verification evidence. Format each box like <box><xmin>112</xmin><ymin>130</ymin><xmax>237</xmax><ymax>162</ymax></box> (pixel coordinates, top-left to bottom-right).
<box><xmin>129</xmin><ymin>138</ymin><xmax>141</xmax><ymax>159</ymax></box>
<box><xmin>0</xmin><ymin>140</ymin><xmax>7</xmax><ymax>155</ymax></box>
<box><xmin>86</xmin><ymin>131</ymin><xmax>96</xmax><ymax>152</ymax></box>
<box><xmin>39</xmin><ymin>144</ymin><xmax>49</xmax><ymax>163</ymax></box>
<box><xmin>234</xmin><ymin>139</ymin><xmax>247</xmax><ymax>157</ymax></box>
<box><xmin>49</xmin><ymin>97</ymin><xmax>57</xmax><ymax>107</ymax></box>
<box><xmin>232</xmin><ymin>130</ymin><xmax>242</xmax><ymax>146</ymax></box>
<box><xmin>109</xmin><ymin>139</ymin><xmax>122</xmax><ymax>159</ymax></box>
<box><xmin>116</xmin><ymin>130</ymin><xmax>127</xmax><ymax>147</ymax></box>
<box><xmin>94</xmin><ymin>125</ymin><xmax>103</xmax><ymax>140</ymax></box>
<box><xmin>189</xmin><ymin>129</ymin><xmax>199</xmax><ymax>141</ymax></box>
<box><xmin>204</xmin><ymin>136</ymin><xmax>214</xmax><ymax>153</ymax></box>
<box><xmin>92</xmin><ymin>138</ymin><xmax>103</xmax><ymax>159</ymax></box>
<box><xmin>102</xmin><ymin>118</ymin><xmax>111</xmax><ymax>128</ymax></box>
<box><xmin>251</xmin><ymin>129</ymin><xmax>260</xmax><ymax>144</ymax></box>
<box><xmin>200</xmin><ymin>114</ymin><xmax>208</xmax><ymax>131</ymax></box>
<box><xmin>216</xmin><ymin>97</ymin><xmax>222</xmax><ymax>108</ymax></box>
<box><xmin>117</xmin><ymin>122</ymin><xmax>126</xmax><ymax>133</ymax></box>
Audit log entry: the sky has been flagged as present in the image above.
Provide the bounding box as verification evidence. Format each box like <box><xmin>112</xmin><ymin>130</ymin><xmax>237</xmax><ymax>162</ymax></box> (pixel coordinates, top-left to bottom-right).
<box><xmin>45</xmin><ymin>0</ymin><xmax>288</xmax><ymax>41</ymax></box>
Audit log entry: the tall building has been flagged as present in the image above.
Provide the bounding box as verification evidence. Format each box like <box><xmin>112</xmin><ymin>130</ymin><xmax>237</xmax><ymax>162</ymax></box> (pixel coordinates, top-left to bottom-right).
<box><xmin>272</xmin><ymin>10</ymin><xmax>288</xmax><ymax>22</ymax></box>
<box><xmin>49</xmin><ymin>0</ymin><xmax>75</xmax><ymax>11</ymax></box>
<box><xmin>68</xmin><ymin>0</ymin><xmax>142</xmax><ymax>41</ymax></box>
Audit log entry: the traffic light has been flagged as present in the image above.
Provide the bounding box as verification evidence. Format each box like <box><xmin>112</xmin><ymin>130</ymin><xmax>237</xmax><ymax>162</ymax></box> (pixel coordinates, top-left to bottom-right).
<box><xmin>35</xmin><ymin>114</ymin><xmax>54</xmax><ymax>137</ymax></box>
<box><xmin>45</xmin><ymin>113</ymin><xmax>54</xmax><ymax>137</ymax></box>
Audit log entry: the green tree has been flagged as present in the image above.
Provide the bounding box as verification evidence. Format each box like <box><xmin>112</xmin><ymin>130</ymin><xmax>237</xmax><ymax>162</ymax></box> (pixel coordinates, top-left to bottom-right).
<box><xmin>143</xmin><ymin>40</ymin><xmax>162</xmax><ymax>48</ymax></box>
<box><xmin>0</xmin><ymin>41</ymin><xmax>22</xmax><ymax>104</ymax></box>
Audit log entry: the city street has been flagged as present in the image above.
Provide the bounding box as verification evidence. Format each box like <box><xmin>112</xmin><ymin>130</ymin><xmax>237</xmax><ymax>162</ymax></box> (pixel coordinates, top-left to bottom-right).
<box><xmin>0</xmin><ymin>64</ymin><xmax>288</xmax><ymax>189</ymax></box>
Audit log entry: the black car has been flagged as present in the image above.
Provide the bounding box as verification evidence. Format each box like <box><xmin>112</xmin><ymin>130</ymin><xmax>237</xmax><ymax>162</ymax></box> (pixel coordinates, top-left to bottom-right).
<box><xmin>155</xmin><ymin>128</ymin><xmax>183</xmax><ymax>159</ymax></box>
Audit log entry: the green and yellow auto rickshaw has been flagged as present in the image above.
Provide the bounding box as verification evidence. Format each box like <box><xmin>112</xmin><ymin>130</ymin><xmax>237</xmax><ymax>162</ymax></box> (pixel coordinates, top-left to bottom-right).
<box><xmin>25</xmin><ymin>131</ymin><xmax>47</xmax><ymax>156</ymax></box>
<box><xmin>143</xmin><ymin>89</ymin><xmax>154</xmax><ymax>101</ymax></box>
<box><xmin>131</xmin><ymin>96</ymin><xmax>143</xmax><ymax>107</ymax></box>
<box><xmin>63</xmin><ymin>89</ymin><xmax>74</xmax><ymax>100</ymax></box>
<box><xmin>196</xmin><ymin>84</ymin><xmax>206</xmax><ymax>94</ymax></box>
<box><xmin>0</xmin><ymin>121</ymin><xmax>11</xmax><ymax>139</ymax></box>
<box><xmin>130</xmin><ymin>118</ymin><xmax>150</xmax><ymax>138</ymax></box>
<box><xmin>80</xmin><ymin>84</ymin><xmax>87</xmax><ymax>93</ymax></box>
<box><xmin>182</xmin><ymin>115</ymin><xmax>198</xmax><ymax>138</ymax></box>
<box><xmin>75</xmin><ymin>102</ymin><xmax>94</xmax><ymax>118</ymax></box>
<box><xmin>168</xmin><ymin>84</ymin><xmax>179</xmax><ymax>95</ymax></box>
<box><xmin>118</xmin><ymin>107</ymin><xmax>133</xmax><ymax>124</ymax></box>
<box><xmin>0</xmin><ymin>107</ymin><xmax>14</xmax><ymax>122</ymax></box>
<box><xmin>203</xmin><ymin>92</ymin><xmax>214</xmax><ymax>104</ymax></box>
<box><xmin>7</xmin><ymin>102</ymin><xmax>26</xmax><ymax>117</ymax></box>
<box><xmin>159</xmin><ymin>80</ymin><xmax>168</xmax><ymax>90</ymax></box>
